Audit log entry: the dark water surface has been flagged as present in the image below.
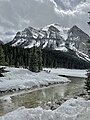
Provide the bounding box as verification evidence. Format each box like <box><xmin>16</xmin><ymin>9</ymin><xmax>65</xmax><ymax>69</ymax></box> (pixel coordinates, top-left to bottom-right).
<box><xmin>0</xmin><ymin>77</ymin><xmax>85</xmax><ymax>116</ymax></box>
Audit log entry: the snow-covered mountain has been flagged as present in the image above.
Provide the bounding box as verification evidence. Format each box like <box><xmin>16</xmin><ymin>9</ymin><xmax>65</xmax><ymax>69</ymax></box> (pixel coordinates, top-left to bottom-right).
<box><xmin>8</xmin><ymin>24</ymin><xmax>69</xmax><ymax>50</ymax></box>
<box><xmin>8</xmin><ymin>24</ymin><xmax>90</xmax><ymax>52</ymax></box>
<box><xmin>8</xmin><ymin>24</ymin><xmax>90</xmax><ymax>62</ymax></box>
<box><xmin>67</xmin><ymin>25</ymin><xmax>90</xmax><ymax>54</ymax></box>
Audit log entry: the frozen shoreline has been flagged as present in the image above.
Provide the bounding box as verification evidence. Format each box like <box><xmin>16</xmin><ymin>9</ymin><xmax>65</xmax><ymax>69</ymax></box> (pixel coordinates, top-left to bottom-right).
<box><xmin>0</xmin><ymin>67</ymin><xmax>89</xmax><ymax>120</ymax></box>
<box><xmin>0</xmin><ymin>67</ymin><xmax>70</xmax><ymax>93</ymax></box>
<box><xmin>0</xmin><ymin>97</ymin><xmax>90</xmax><ymax>120</ymax></box>
<box><xmin>0</xmin><ymin>67</ymin><xmax>87</xmax><ymax>94</ymax></box>
<box><xmin>44</xmin><ymin>68</ymin><xmax>87</xmax><ymax>78</ymax></box>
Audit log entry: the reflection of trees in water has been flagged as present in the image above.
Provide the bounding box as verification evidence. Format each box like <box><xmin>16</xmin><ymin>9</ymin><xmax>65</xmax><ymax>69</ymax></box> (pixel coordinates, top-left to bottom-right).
<box><xmin>1</xmin><ymin>77</ymin><xmax>85</xmax><ymax>115</ymax></box>
<box><xmin>0</xmin><ymin>97</ymin><xmax>17</xmax><ymax>116</ymax></box>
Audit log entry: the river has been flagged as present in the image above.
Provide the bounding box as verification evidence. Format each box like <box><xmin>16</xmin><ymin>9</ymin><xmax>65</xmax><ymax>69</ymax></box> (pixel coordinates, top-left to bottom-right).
<box><xmin>0</xmin><ymin>76</ymin><xmax>85</xmax><ymax>116</ymax></box>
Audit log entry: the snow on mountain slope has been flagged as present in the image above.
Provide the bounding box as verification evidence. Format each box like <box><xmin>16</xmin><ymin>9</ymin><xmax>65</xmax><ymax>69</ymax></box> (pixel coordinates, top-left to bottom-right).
<box><xmin>7</xmin><ymin>24</ymin><xmax>90</xmax><ymax>62</ymax></box>
<box><xmin>8</xmin><ymin>24</ymin><xmax>69</xmax><ymax>49</ymax></box>
<box><xmin>42</xmin><ymin>23</ymin><xmax>69</xmax><ymax>40</ymax></box>
<box><xmin>76</xmin><ymin>50</ymin><xmax>90</xmax><ymax>62</ymax></box>
<box><xmin>67</xmin><ymin>25</ymin><xmax>90</xmax><ymax>54</ymax></box>
<box><xmin>8</xmin><ymin>24</ymin><xmax>90</xmax><ymax>51</ymax></box>
<box><xmin>55</xmin><ymin>46</ymin><xmax>68</xmax><ymax>52</ymax></box>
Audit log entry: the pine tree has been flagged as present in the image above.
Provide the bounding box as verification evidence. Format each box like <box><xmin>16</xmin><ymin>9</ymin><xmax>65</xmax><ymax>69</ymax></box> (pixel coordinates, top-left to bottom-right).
<box><xmin>5</xmin><ymin>55</ymin><xmax>9</xmax><ymax>66</ymax></box>
<box><xmin>85</xmin><ymin>12</ymin><xmax>90</xmax><ymax>95</ymax></box>
<box><xmin>43</xmin><ymin>53</ymin><xmax>46</xmax><ymax>67</ymax></box>
<box><xmin>0</xmin><ymin>45</ymin><xmax>5</xmax><ymax>65</ymax></box>
<box><xmin>85</xmin><ymin>69</ymin><xmax>90</xmax><ymax>94</ymax></box>
<box><xmin>85</xmin><ymin>40</ymin><xmax>90</xmax><ymax>95</ymax></box>
<box><xmin>29</xmin><ymin>45</ymin><xmax>38</xmax><ymax>72</ymax></box>
<box><xmin>37</xmin><ymin>46</ymin><xmax>42</xmax><ymax>71</ymax></box>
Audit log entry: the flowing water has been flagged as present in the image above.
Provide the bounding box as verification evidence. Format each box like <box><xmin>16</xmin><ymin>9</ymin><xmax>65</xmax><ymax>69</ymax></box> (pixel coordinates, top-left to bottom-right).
<box><xmin>0</xmin><ymin>77</ymin><xmax>85</xmax><ymax>116</ymax></box>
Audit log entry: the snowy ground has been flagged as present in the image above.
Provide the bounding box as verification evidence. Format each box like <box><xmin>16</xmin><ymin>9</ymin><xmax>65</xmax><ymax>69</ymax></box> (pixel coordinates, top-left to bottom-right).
<box><xmin>44</xmin><ymin>68</ymin><xmax>87</xmax><ymax>78</ymax></box>
<box><xmin>0</xmin><ymin>67</ymin><xmax>70</xmax><ymax>92</ymax></box>
<box><xmin>0</xmin><ymin>97</ymin><xmax>90</xmax><ymax>120</ymax></box>
<box><xmin>0</xmin><ymin>67</ymin><xmax>89</xmax><ymax>119</ymax></box>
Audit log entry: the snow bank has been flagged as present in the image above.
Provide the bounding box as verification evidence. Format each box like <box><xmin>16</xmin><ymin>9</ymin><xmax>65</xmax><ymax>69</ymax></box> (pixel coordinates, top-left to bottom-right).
<box><xmin>0</xmin><ymin>67</ymin><xmax>70</xmax><ymax>92</ymax></box>
<box><xmin>44</xmin><ymin>68</ymin><xmax>87</xmax><ymax>78</ymax></box>
<box><xmin>0</xmin><ymin>97</ymin><xmax>90</xmax><ymax>120</ymax></box>
<box><xmin>55</xmin><ymin>97</ymin><xmax>90</xmax><ymax>119</ymax></box>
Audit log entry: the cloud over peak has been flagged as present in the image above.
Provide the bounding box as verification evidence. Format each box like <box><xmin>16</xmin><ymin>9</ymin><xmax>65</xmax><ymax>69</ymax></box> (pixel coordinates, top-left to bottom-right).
<box><xmin>0</xmin><ymin>0</ymin><xmax>90</xmax><ymax>42</ymax></box>
<box><xmin>49</xmin><ymin>0</ymin><xmax>90</xmax><ymax>16</ymax></box>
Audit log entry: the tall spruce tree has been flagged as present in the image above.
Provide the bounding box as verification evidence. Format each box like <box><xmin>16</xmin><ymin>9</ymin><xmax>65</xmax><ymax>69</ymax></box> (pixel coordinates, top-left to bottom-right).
<box><xmin>0</xmin><ymin>45</ymin><xmax>5</xmax><ymax>65</ymax></box>
<box><xmin>29</xmin><ymin>45</ymin><xmax>38</xmax><ymax>72</ymax></box>
<box><xmin>37</xmin><ymin>46</ymin><xmax>42</xmax><ymax>71</ymax></box>
<box><xmin>85</xmin><ymin>12</ymin><xmax>90</xmax><ymax>95</ymax></box>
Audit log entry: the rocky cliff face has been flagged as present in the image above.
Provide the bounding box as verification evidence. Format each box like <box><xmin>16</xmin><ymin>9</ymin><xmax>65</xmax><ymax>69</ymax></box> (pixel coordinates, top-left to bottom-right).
<box><xmin>8</xmin><ymin>24</ymin><xmax>69</xmax><ymax>50</ymax></box>
<box><xmin>67</xmin><ymin>25</ymin><xmax>90</xmax><ymax>54</ymax></box>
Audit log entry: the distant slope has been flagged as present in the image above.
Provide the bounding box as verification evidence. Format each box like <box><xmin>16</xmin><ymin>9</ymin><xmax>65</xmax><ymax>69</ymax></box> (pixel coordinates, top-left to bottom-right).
<box><xmin>67</xmin><ymin>25</ymin><xmax>90</xmax><ymax>54</ymax></box>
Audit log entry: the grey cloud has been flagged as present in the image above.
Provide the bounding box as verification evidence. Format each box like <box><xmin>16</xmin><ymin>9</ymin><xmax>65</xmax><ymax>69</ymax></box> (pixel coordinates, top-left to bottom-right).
<box><xmin>0</xmin><ymin>0</ymin><xmax>90</xmax><ymax>42</ymax></box>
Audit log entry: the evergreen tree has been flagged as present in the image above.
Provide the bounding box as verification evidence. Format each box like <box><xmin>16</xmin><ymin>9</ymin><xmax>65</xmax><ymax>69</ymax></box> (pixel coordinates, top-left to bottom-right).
<box><xmin>0</xmin><ymin>67</ymin><xmax>4</xmax><ymax>77</ymax></box>
<box><xmin>29</xmin><ymin>45</ymin><xmax>38</xmax><ymax>72</ymax></box>
<box><xmin>43</xmin><ymin>53</ymin><xmax>46</xmax><ymax>67</ymax></box>
<box><xmin>5</xmin><ymin>55</ymin><xmax>9</xmax><ymax>66</ymax></box>
<box><xmin>0</xmin><ymin>45</ymin><xmax>5</xmax><ymax>65</ymax></box>
<box><xmin>85</xmin><ymin>12</ymin><xmax>90</xmax><ymax>95</ymax></box>
<box><xmin>85</xmin><ymin>69</ymin><xmax>90</xmax><ymax>94</ymax></box>
<box><xmin>15</xmin><ymin>58</ymin><xmax>19</xmax><ymax>68</ymax></box>
<box><xmin>85</xmin><ymin>40</ymin><xmax>90</xmax><ymax>95</ymax></box>
<box><xmin>37</xmin><ymin>46</ymin><xmax>42</xmax><ymax>71</ymax></box>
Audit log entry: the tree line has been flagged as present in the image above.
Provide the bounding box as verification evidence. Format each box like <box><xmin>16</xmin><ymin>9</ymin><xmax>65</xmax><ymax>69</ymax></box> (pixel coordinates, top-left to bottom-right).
<box><xmin>0</xmin><ymin>41</ymin><xmax>90</xmax><ymax>97</ymax></box>
<box><xmin>0</xmin><ymin>44</ymin><xmax>89</xmax><ymax>72</ymax></box>
<box><xmin>0</xmin><ymin>45</ymin><xmax>42</xmax><ymax>72</ymax></box>
<box><xmin>43</xmin><ymin>49</ymin><xmax>89</xmax><ymax>69</ymax></box>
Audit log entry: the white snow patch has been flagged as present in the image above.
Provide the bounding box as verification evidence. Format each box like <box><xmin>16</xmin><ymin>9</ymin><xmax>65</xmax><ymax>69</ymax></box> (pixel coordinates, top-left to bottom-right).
<box><xmin>24</xmin><ymin>40</ymin><xmax>36</xmax><ymax>48</ymax></box>
<box><xmin>42</xmin><ymin>24</ymin><xmax>69</xmax><ymax>40</ymax></box>
<box><xmin>12</xmin><ymin>38</ymin><xmax>27</xmax><ymax>46</ymax></box>
<box><xmin>77</xmin><ymin>51</ymin><xmax>90</xmax><ymax>62</ymax></box>
<box><xmin>55</xmin><ymin>46</ymin><xmax>68</xmax><ymax>52</ymax></box>
<box><xmin>43</xmin><ymin>40</ymin><xmax>48</xmax><ymax>48</ymax></box>
<box><xmin>35</xmin><ymin>41</ymin><xmax>40</xmax><ymax>47</ymax></box>
<box><xmin>53</xmin><ymin>24</ymin><xmax>69</xmax><ymax>40</ymax></box>
<box><xmin>0</xmin><ymin>67</ymin><xmax>70</xmax><ymax>92</ymax></box>
<box><xmin>44</xmin><ymin>68</ymin><xmax>87</xmax><ymax>78</ymax></box>
<box><xmin>0</xmin><ymin>97</ymin><xmax>90</xmax><ymax>120</ymax></box>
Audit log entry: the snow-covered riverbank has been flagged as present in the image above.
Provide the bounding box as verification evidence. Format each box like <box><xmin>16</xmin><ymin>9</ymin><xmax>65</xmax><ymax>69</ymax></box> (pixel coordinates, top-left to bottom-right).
<box><xmin>44</xmin><ymin>68</ymin><xmax>87</xmax><ymax>78</ymax></box>
<box><xmin>0</xmin><ymin>67</ymin><xmax>89</xmax><ymax>119</ymax></box>
<box><xmin>0</xmin><ymin>67</ymin><xmax>70</xmax><ymax>93</ymax></box>
<box><xmin>0</xmin><ymin>97</ymin><xmax>90</xmax><ymax>120</ymax></box>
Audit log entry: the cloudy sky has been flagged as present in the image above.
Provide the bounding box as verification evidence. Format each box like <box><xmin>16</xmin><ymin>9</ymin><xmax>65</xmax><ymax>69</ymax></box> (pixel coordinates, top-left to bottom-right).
<box><xmin>0</xmin><ymin>0</ymin><xmax>90</xmax><ymax>42</ymax></box>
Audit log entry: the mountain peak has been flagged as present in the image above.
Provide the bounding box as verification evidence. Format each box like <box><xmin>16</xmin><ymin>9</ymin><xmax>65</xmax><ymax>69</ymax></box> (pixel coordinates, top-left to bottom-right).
<box><xmin>67</xmin><ymin>25</ymin><xmax>90</xmax><ymax>54</ymax></box>
<box><xmin>70</xmin><ymin>25</ymin><xmax>83</xmax><ymax>31</ymax></box>
<box><xmin>72</xmin><ymin>25</ymin><xmax>79</xmax><ymax>29</ymax></box>
<box><xmin>69</xmin><ymin>25</ymin><xmax>90</xmax><ymax>39</ymax></box>
<box><xmin>8</xmin><ymin>24</ymin><xmax>90</xmax><ymax>54</ymax></box>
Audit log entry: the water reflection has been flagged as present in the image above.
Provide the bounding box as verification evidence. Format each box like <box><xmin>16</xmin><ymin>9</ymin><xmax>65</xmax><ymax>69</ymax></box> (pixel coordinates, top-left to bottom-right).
<box><xmin>0</xmin><ymin>77</ymin><xmax>85</xmax><ymax>116</ymax></box>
